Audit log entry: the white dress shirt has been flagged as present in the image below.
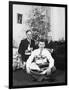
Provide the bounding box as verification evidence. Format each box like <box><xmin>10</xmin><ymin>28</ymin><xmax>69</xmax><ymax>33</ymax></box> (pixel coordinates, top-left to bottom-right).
<box><xmin>26</xmin><ymin>48</ymin><xmax>54</xmax><ymax>71</ymax></box>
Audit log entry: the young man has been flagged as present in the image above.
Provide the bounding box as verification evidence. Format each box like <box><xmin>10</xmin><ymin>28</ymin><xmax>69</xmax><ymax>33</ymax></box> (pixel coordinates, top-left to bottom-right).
<box><xmin>26</xmin><ymin>39</ymin><xmax>56</xmax><ymax>81</ymax></box>
<box><xmin>18</xmin><ymin>30</ymin><xmax>35</xmax><ymax>68</ymax></box>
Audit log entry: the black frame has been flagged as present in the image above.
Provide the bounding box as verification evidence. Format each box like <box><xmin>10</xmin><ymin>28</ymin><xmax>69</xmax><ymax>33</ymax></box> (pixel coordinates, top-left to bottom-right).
<box><xmin>9</xmin><ymin>1</ymin><xmax>67</xmax><ymax>89</ymax></box>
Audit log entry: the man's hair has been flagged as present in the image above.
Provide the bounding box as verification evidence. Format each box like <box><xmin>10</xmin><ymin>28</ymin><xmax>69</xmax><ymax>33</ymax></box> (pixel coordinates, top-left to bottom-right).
<box><xmin>26</xmin><ymin>30</ymin><xmax>32</xmax><ymax>34</ymax></box>
<box><xmin>38</xmin><ymin>39</ymin><xmax>45</xmax><ymax>43</ymax></box>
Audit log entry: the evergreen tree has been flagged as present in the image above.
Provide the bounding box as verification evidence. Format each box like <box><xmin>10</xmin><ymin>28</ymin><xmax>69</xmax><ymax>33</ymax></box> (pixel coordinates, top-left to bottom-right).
<box><xmin>26</xmin><ymin>6</ymin><xmax>50</xmax><ymax>41</ymax></box>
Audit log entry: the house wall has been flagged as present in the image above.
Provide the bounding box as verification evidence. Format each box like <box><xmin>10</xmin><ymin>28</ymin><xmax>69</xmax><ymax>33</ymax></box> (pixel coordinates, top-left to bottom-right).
<box><xmin>50</xmin><ymin>7</ymin><xmax>65</xmax><ymax>41</ymax></box>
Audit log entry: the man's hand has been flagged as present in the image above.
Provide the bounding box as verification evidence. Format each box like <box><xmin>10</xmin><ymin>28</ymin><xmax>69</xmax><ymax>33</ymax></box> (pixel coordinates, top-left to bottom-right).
<box><xmin>40</xmin><ymin>70</ymin><xmax>47</xmax><ymax>75</ymax></box>
<box><xmin>26</xmin><ymin>68</ymin><xmax>30</xmax><ymax>74</ymax></box>
<box><xmin>46</xmin><ymin>68</ymin><xmax>51</xmax><ymax>76</ymax></box>
<box><xmin>40</xmin><ymin>68</ymin><xmax>51</xmax><ymax>75</ymax></box>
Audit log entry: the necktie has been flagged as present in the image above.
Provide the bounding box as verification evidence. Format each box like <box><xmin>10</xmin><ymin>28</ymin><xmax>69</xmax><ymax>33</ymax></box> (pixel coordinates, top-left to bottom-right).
<box><xmin>39</xmin><ymin>49</ymin><xmax>43</xmax><ymax>57</ymax></box>
<box><xmin>28</xmin><ymin>44</ymin><xmax>30</xmax><ymax>51</ymax></box>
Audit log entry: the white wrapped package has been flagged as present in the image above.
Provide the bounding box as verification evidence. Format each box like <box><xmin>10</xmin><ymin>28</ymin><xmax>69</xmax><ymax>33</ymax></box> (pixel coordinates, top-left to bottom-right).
<box><xmin>35</xmin><ymin>58</ymin><xmax>47</xmax><ymax>64</ymax></box>
<box><xmin>30</xmin><ymin>62</ymin><xmax>40</xmax><ymax>71</ymax></box>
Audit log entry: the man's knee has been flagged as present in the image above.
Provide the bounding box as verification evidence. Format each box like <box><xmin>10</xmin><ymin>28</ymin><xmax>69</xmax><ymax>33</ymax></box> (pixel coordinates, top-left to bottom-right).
<box><xmin>51</xmin><ymin>66</ymin><xmax>56</xmax><ymax>73</ymax></box>
<box><xmin>46</xmin><ymin>66</ymin><xmax>56</xmax><ymax>76</ymax></box>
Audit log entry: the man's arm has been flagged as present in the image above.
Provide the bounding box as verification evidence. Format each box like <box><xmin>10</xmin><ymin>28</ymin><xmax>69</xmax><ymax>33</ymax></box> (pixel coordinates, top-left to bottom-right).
<box><xmin>18</xmin><ymin>40</ymin><xmax>26</xmax><ymax>62</ymax></box>
<box><xmin>47</xmin><ymin>51</ymin><xmax>54</xmax><ymax>69</ymax></box>
<box><xmin>26</xmin><ymin>51</ymin><xmax>35</xmax><ymax>73</ymax></box>
<box><xmin>18</xmin><ymin>40</ymin><xmax>24</xmax><ymax>55</ymax></box>
<box><xmin>40</xmin><ymin>50</ymin><xmax>54</xmax><ymax>75</ymax></box>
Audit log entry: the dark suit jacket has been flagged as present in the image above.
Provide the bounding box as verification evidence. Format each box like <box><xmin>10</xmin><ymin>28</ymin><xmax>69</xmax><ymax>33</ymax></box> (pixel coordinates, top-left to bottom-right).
<box><xmin>18</xmin><ymin>39</ymin><xmax>35</xmax><ymax>62</ymax></box>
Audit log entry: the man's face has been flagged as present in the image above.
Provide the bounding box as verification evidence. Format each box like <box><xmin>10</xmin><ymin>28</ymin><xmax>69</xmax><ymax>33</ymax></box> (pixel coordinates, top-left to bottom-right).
<box><xmin>26</xmin><ymin>31</ymin><xmax>32</xmax><ymax>40</ymax></box>
<box><xmin>38</xmin><ymin>42</ymin><xmax>45</xmax><ymax>49</ymax></box>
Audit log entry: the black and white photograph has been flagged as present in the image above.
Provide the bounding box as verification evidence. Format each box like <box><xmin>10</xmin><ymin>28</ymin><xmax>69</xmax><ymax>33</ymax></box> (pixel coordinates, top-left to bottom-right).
<box><xmin>9</xmin><ymin>1</ymin><xmax>67</xmax><ymax>89</ymax></box>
